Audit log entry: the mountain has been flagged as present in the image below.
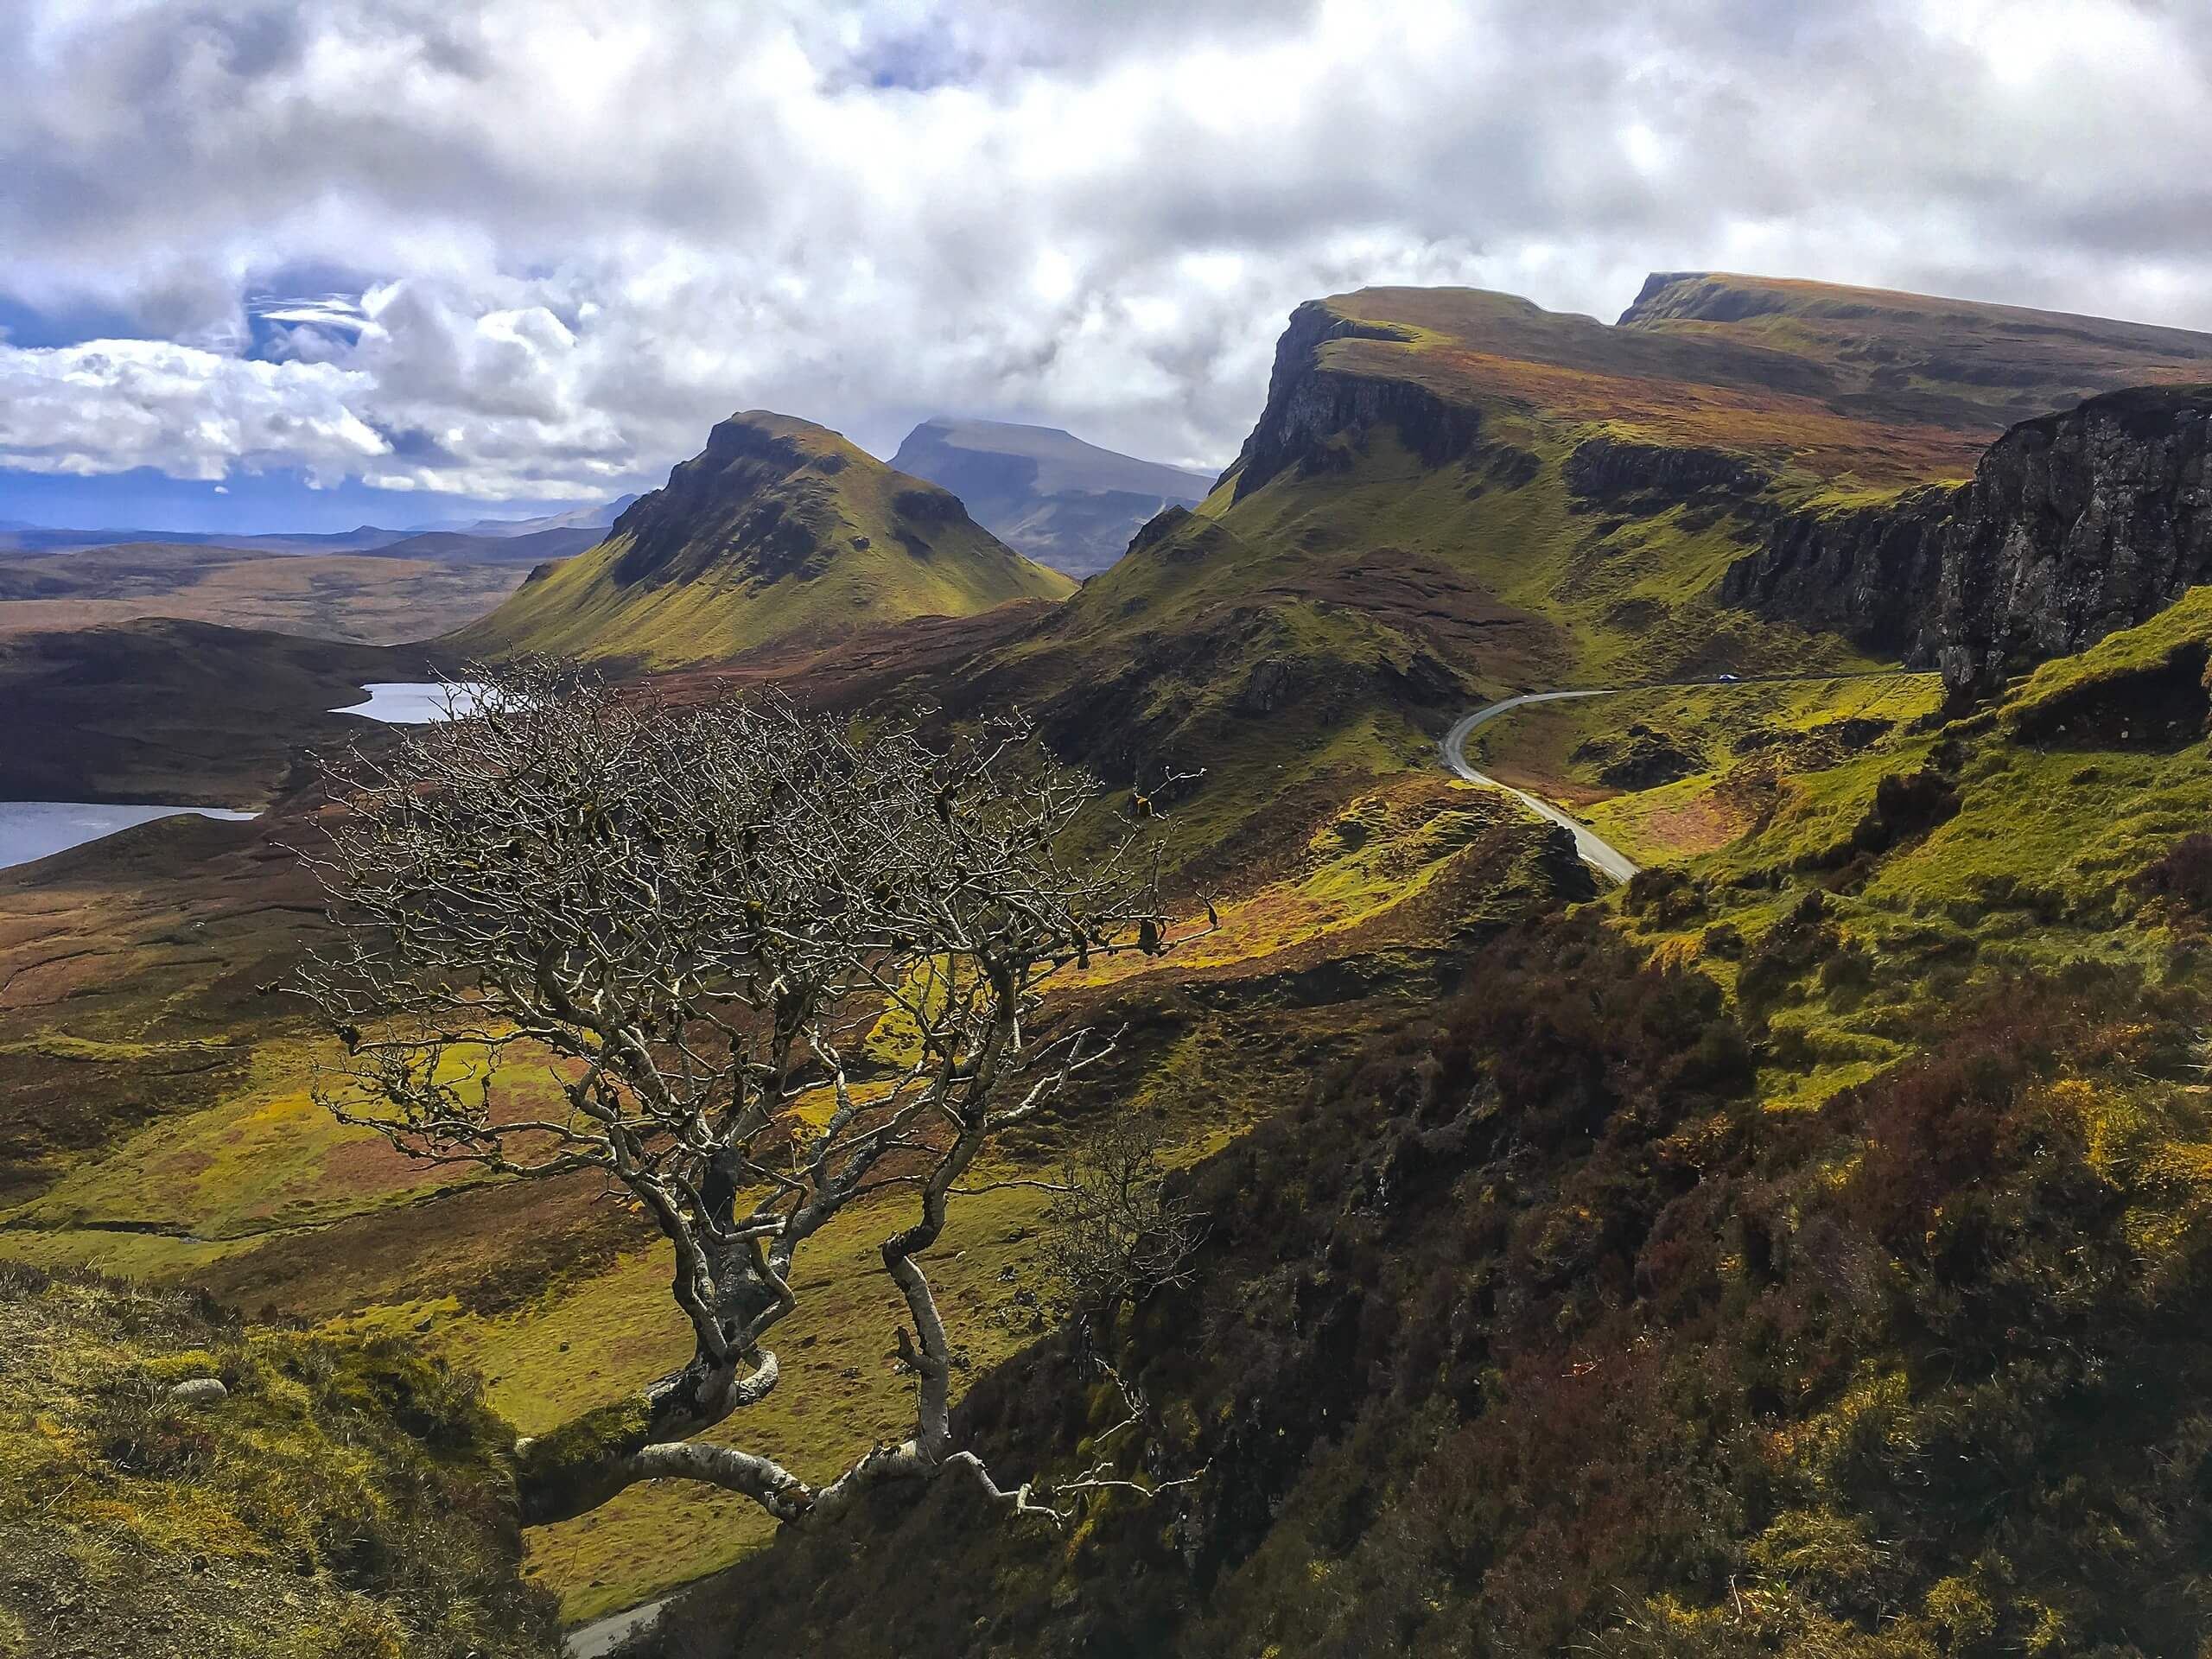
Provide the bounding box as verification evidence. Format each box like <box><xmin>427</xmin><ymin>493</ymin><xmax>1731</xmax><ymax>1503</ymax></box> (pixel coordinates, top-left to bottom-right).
<box><xmin>888</xmin><ymin>417</ymin><xmax>1215</xmax><ymax>577</ymax></box>
<box><xmin>455</xmin><ymin>410</ymin><xmax>1076</xmax><ymax>667</ymax></box>
<box><xmin>434</xmin><ymin>493</ymin><xmax>643</xmax><ymax>540</ymax></box>
<box><xmin>623</xmin><ymin>289</ymin><xmax>2212</xmax><ymax>1659</ymax></box>
<box><xmin>19</xmin><ymin>273</ymin><xmax>2212</xmax><ymax>1649</ymax></box>
<box><xmin>1618</xmin><ymin>270</ymin><xmax>2212</xmax><ymax>430</ymax></box>
<box><xmin>906</xmin><ymin>275</ymin><xmax>2212</xmax><ymax>874</ymax></box>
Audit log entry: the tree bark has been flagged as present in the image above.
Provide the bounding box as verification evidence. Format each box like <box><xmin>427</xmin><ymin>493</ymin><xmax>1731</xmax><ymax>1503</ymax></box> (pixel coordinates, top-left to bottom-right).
<box><xmin>515</xmin><ymin>1348</ymin><xmax>779</xmax><ymax>1527</ymax></box>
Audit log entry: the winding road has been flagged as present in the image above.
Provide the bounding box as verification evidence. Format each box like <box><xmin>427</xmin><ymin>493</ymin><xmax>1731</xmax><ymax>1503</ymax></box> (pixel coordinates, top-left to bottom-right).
<box><xmin>566</xmin><ymin>1596</ymin><xmax>672</xmax><ymax>1659</ymax></box>
<box><xmin>1440</xmin><ymin>690</ymin><xmax>1638</xmax><ymax>882</ymax></box>
<box><xmin>1440</xmin><ymin>671</ymin><xmax>1942</xmax><ymax>886</ymax></box>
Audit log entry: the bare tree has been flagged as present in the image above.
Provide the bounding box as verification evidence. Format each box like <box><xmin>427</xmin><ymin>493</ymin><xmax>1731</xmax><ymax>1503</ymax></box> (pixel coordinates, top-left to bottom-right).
<box><xmin>1040</xmin><ymin>1109</ymin><xmax>1207</xmax><ymax>1325</ymax></box>
<box><xmin>296</xmin><ymin>660</ymin><xmax>1205</xmax><ymax>1530</ymax></box>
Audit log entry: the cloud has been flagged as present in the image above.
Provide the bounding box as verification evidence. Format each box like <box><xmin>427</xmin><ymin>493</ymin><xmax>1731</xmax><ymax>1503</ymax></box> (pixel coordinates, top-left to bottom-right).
<box><xmin>0</xmin><ymin>0</ymin><xmax>2204</xmax><ymax>500</ymax></box>
<box><xmin>0</xmin><ymin>336</ymin><xmax>385</xmax><ymax>483</ymax></box>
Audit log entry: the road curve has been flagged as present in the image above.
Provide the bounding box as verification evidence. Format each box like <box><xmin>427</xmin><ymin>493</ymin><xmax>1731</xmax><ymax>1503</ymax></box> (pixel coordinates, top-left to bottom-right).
<box><xmin>1440</xmin><ymin>670</ymin><xmax>1945</xmax><ymax>886</ymax></box>
<box><xmin>1440</xmin><ymin>690</ymin><xmax>1638</xmax><ymax>884</ymax></box>
<box><xmin>565</xmin><ymin>1596</ymin><xmax>672</xmax><ymax>1659</ymax></box>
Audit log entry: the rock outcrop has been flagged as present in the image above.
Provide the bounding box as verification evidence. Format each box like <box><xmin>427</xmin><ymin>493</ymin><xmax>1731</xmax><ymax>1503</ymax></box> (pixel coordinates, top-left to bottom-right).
<box><xmin>1561</xmin><ymin>434</ymin><xmax>1770</xmax><ymax>505</ymax></box>
<box><xmin>1229</xmin><ymin>302</ymin><xmax>1486</xmax><ymax>499</ymax></box>
<box><xmin>1723</xmin><ymin>385</ymin><xmax>2212</xmax><ymax>692</ymax></box>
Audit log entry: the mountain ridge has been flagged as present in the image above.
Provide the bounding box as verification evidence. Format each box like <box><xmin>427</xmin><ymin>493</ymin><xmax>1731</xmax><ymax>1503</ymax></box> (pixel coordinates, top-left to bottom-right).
<box><xmin>0</xmin><ymin>493</ymin><xmax>637</xmax><ymax>561</ymax></box>
<box><xmin>454</xmin><ymin>410</ymin><xmax>1075</xmax><ymax>667</ymax></box>
<box><xmin>888</xmin><ymin>416</ymin><xmax>1215</xmax><ymax>577</ymax></box>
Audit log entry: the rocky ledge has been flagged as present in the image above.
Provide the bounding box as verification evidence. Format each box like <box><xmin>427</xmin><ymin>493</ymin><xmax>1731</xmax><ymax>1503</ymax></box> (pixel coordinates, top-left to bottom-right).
<box><xmin>1722</xmin><ymin>384</ymin><xmax>2212</xmax><ymax>693</ymax></box>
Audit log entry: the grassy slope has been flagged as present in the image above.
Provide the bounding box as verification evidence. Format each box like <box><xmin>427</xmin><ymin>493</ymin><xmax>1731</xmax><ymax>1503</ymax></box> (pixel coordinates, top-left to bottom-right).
<box><xmin>944</xmin><ymin>279</ymin><xmax>2012</xmax><ymax>874</ymax></box>
<box><xmin>652</xmin><ymin>592</ymin><xmax>2212</xmax><ymax>1659</ymax></box>
<box><xmin>0</xmin><ymin>753</ymin><xmax>1581</xmax><ymax>1619</ymax></box>
<box><xmin>1556</xmin><ymin>591</ymin><xmax>2212</xmax><ymax>1120</ymax></box>
<box><xmin>0</xmin><ymin>1262</ymin><xmax>559</xmax><ymax>1659</ymax></box>
<box><xmin>940</xmin><ymin>273</ymin><xmax>2212</xmax><ymax>893</ymax></box>
<box><xmin>10</xmin><ymin>275</ymin><xmax>2212</xmax><ymax>1633</ymax></box>
<box><xmin>457</xmin><ymin>413</ymin><xmax>1074</xmax><ymax>670</ymax></box>
<box><xmin>1621</xmin><ymin>270</ymin><xmax>2212</xmax><ymax>430</ymax></box>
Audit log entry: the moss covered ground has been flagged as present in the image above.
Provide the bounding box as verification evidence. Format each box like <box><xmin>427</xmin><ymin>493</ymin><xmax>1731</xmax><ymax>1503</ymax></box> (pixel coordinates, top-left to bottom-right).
<box><xmin>0</xmin><ymin>1262</ymin><xmax>559</xmax><ymax>1658</ymax></box>
<box><xmin>0</xmin><ymin>747</ymin><xmax>1580</xmax><ymax>1622</ymax></box>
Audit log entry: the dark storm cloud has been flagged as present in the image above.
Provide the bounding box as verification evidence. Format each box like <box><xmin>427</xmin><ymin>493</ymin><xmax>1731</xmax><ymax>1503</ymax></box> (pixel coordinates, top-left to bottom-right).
<box><xmin>0</xmin><ymin>0</ymin><xmax>2203</xmax><ymax>499</ymax></box>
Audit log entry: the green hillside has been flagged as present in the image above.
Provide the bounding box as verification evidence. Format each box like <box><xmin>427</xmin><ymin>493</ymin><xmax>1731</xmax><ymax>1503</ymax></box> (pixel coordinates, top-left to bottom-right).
<box><xmin>13</xmin><ymin>275</ymin><xmax>2212</xmax><ymax>1648</ymax></box>
<box><xmin>929</xmin><ymin>276</ymin><xmax>2212</xmax><ymax>874</ymax></box>
<box><xmin>454</xmin><ymin>411</ymin><xmax>1074</xmax><ymax>669</ymax></box>
<box><xmin>649</xmin><ymin>582</ymin><xmax>2212</xmax><ymax>1659</ymax></box>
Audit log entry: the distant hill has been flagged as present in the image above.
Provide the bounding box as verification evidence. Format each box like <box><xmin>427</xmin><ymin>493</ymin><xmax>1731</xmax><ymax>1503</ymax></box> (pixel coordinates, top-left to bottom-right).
<box><xmin>0</xmin><ymin>541</ymin><xmax>527</xmax><ymax>645</ymax></box>
<box><xmin>456</xmin><ymin>411</ymin><xmax>1076</xmax><ymax>667</ymax></box>
<box><xmin>444</xmin><ymin>493</ymin><xmax>641</xmax><ymax>539</ymax></box>
<box><xmin>0</xmin><ymin>523</ymin><xmax>411</xmax><ymax>556</ymax></box>
<box><xmin>888</xmin><ymin>417</ymin><xmax>1214</xmax><ymax>577</ymax></box>
<box><xmin>0</xmin><ymin>616</ymin><xmax>416</xmax><ymax>804</ymax></box>
<box><xmin>365</xmin><ymin>524</ymin><xmax>607</xmax><ymax>566</ymax></box>
<box><xmin>0</xmin><ymin>493</ymin><xmax>639</xmax><ymax>561</ymax></box>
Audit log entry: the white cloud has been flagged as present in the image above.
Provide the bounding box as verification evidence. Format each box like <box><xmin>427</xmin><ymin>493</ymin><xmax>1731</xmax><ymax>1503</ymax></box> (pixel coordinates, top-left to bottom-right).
<box><xmin>0</xmin><ymin>337</ymin><xmax>386</xmax><ymax>483</ymax></box>
<box><xmin>0</xmin><ymin>0</ymin><xmax>2203</xmax><ymax>499</ymax></box>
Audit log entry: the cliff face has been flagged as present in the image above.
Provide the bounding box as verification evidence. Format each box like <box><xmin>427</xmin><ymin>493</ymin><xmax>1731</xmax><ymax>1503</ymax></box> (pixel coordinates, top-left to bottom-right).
<box><xmin>1723</xmin><ymin>385</ymin><xmax>2212</xmax><ymax>691</ymax></box>
<box><xmin>1560</xmin><ymin>434</ymin><xmax>1770</xmax><ymax>505</ymax></box>
<box><xmin>1716</xmin><ymin>488</ymin><xmax>1953</xmax><ymax>659</ymax></box>
<box><xmin>1228</xmin><ymin>302</ymin><xmax>1486</xmax><ymax>499</ymax></box>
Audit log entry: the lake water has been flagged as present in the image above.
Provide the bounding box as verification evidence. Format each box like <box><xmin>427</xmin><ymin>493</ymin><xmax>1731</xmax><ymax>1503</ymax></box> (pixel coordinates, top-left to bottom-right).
<box><xmin>1</xmin><ymin>682</ymin><xmax>485</xmax><ymax>872</ymax></box>
<box><xmin>333</xmin><ymin>681</ymin><xmax>493</xmax><ymax>724</ymax></box>
<box><xmin>0</xmin><ymin>802</ymin><xmax>258</xmax><ymax>873</ymax></box>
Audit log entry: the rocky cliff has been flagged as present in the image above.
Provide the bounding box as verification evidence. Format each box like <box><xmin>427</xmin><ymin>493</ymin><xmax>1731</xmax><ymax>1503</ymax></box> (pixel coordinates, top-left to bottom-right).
<box><xmin>1227</xmin><ymin>302</ymin><xmax>1488</xmax><ymax>499</ymax></box>
<box><xmin>1723</xmin><ymin>385</ymin><xmax>2212</xmax><ymax>691</ymax></box>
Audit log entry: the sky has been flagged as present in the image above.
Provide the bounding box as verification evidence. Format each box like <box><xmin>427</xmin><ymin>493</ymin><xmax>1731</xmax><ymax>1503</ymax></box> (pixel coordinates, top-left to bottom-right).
<box><xmin>1</xmin><ymin>0</ymin><xmax>2207</xmax><ymax>532</ymax></box>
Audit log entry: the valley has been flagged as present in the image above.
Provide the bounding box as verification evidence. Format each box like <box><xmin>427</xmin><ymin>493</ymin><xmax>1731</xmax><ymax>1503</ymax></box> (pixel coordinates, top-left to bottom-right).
<box><xmin>8</xmin><ymin>270</ymin><xmax>2212</xmax><ymax>1657</ymax></box>
<box><xmin>0</xmin><ymin>542</ymin><xmax>530</xmax><ymax>645</ymax></box>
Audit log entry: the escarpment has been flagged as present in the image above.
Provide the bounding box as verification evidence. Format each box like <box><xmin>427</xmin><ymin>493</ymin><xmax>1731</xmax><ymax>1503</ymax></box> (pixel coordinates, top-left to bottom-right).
<box><xmin>1717</xmin><ymin>487</ymin><xmax>1955</xmax><ymax>658</ymax></box>
<box><xmin>1560</xmin><ymin>434</ymin><xmax>1770</xmax><ymax>505</ymax></box>
<box><xmin>1725</xmin><ymin>385</ymin><xmax>2212</xmax><ymax>692</ymax></box>
<box><xmin>1229</xmin><ymin>302</ymin><xmax>1486</xmax><ymax>498</ymax></box>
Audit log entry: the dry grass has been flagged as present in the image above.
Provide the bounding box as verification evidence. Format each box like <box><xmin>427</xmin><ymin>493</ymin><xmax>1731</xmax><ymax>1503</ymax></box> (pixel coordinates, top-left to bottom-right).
<box><xmin>0</xmin><ymin>545</ymin><xmax>524</xmax><ymax>645</ymax></box>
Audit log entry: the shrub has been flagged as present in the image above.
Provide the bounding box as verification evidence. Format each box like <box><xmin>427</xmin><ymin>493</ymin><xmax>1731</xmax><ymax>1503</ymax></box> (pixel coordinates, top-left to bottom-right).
<box><xmin>2131</xmin><ymin>831</ymin><xmax>2212</xmax><ymax>921</ymax></box>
